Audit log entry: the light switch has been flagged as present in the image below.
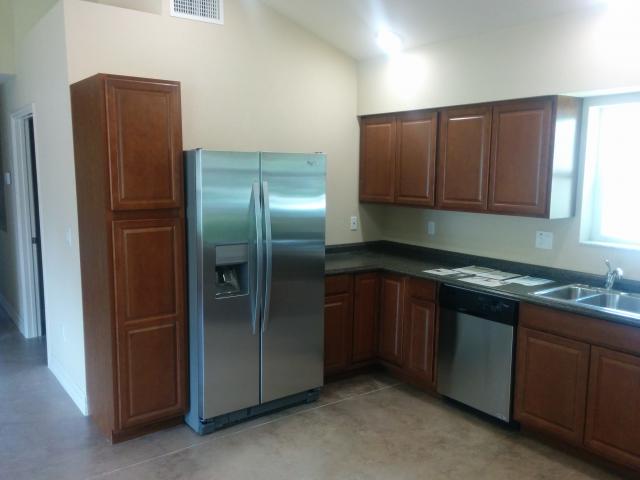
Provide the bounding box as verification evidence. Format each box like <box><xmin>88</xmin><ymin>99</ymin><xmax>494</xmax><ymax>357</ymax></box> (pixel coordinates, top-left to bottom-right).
<box><xmin>65</xmin><ymin>227</ymin><xmax>73</xmax><ymax>248</ymax></box>
<box><xmin>350</xmin><ymin>216</ymin><xmax>359</xmax><ymax>231</ymax></box>
<box><xmin>535</xmin><ymin>231</ymin><xmax>553</xmax><ymax>250</ymax></box>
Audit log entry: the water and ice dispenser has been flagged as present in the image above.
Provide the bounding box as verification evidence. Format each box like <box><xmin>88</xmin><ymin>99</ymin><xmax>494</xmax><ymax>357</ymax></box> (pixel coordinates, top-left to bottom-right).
<box><xmin>214</xmin><ymin>244</ymin><xmax>248</xmax><ymax>298</ymax></box>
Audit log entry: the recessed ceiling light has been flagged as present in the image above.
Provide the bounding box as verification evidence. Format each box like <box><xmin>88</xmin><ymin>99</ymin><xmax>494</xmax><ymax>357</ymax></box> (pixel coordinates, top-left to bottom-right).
<box><xmin>376</xmin><ymin>30</ymin><xmax>403</xmax><ymax>55</ymax></box>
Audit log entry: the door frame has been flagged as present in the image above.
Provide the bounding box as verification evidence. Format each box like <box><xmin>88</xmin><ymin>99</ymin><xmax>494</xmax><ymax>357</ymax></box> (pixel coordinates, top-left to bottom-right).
<box><xmin>10</xmin><ymin>104</ymin><xmax>43</xmax><ymax>338</ymax></box>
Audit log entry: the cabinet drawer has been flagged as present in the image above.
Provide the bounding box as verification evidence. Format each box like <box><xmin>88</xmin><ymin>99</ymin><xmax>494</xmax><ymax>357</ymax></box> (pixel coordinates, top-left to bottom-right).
<box><xmin>325</xmin><ymin>275</ymin><xmax>352</xmax><ymax>295</ymax></box>
<box><xmin>407</xmin><ymin>278</ymin><xmax>436</xmax><ymax>301</ymax></box>
<box><xmin>521</xmin><ymin>303</ymin><xmax>640</xmax><ymax>357</ymax></box>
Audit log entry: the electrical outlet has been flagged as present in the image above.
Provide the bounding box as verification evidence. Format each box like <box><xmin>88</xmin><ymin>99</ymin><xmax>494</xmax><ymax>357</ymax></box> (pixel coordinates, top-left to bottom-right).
<box><xmin>535</xmin><ymin>231</ymin><xmax>553</xmax><ymax>250</ymax></box>
<box><xmin>350</xmin><ymin>216</ymin><xmax>359</xmax><ymax>231</ymax></box>
<box><xmin>427</xmin><ymin>221</ymin><xmax>436</xmax><ymax>236</ymax></box>
<box><xmin>3</xmin><ymin>172</ymin><xmax>10</xmax><ymax>185</ymax></box>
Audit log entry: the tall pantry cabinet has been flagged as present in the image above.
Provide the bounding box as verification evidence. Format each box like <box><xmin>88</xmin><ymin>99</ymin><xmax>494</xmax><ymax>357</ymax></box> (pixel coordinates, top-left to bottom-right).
<box><xmin>71</xmin><ymin>74</ymin><xmax>187</xmax><ymax>442</ymax></box>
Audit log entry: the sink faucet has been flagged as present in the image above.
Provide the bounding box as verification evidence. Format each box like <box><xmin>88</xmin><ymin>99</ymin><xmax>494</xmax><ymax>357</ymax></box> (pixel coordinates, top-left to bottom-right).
<box><xmin>604</xmin><ymin>260</ymin><xmax>624</xmax><ymax>290</ymax></box>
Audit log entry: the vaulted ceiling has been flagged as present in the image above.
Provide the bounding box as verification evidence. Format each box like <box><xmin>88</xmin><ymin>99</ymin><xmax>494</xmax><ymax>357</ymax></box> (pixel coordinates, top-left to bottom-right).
<box><xmin>261</xmin><ymin>0</ymin><xmax>607</xmax><ymax>59</ymax></box>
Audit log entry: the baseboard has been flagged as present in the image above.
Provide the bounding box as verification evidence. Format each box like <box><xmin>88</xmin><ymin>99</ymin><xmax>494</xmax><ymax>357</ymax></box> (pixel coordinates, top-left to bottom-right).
<box><xmin>48</xmin><ymin>353</ymin><xmax>89</xmax><ymax>416</ymax></box>
<box><xmin>0</xmin><ymin>292</ymin><xmax>26</xmax><ymax>336</ymax></box>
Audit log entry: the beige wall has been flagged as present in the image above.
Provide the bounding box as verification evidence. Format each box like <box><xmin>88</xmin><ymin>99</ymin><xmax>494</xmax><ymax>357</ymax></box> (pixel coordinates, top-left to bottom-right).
<box><xmin>64</xmin><ymin>0</ymin><xmax>375</xmax><ymax>245</ymax></box>
<box><xmin>0</xmin><ymin>0</ymin><xmax>372</xmax><ymax>412</ymax></box>
<box><xmin>0</xmin><ymin>0</ymin><xmax>15</xmax><ymax>75</ymax></box>
<box><xmin>357</xmin><ymin>6</ymin><xmax>640</xmax><ymax>281</ymax></box>
<box><xmin>0</xmin><ymin>1</ymin><xmax>88</xmax><ymax>411</ymax></box>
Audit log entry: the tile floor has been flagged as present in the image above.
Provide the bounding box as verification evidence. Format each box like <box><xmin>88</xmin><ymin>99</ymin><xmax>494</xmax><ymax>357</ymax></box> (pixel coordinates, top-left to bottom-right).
<box><xmin>0</xmin><ymin>309</ymin><xmax>626</xmax><ymax>479</ymax></box>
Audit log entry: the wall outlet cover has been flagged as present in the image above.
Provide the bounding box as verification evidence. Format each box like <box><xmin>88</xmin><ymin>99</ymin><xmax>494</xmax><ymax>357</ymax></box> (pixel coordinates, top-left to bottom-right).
<box><xmin>535</xmin><ymin>231</ymin><xmax>553</xmax><ymax>250</ymax></box>
<box><xmin>350</xmin><ymin>216</ymin><xmax>359</xmax><ymax>231</ymax></box>
<box><xmin>427</xmin><ymin>221</ymin><xmax>436</xmax><ymax>236</ymax></box>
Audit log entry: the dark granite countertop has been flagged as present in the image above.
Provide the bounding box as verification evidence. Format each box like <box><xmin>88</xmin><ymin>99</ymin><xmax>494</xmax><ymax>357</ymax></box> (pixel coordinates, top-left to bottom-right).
<box><xmin>325</xmin><ymin>244</ymin><xmax>640</xmax><ymax>329</ymax></box>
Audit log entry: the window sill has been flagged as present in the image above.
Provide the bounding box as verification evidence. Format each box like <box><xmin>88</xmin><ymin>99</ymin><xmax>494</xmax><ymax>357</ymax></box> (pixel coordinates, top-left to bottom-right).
<box><xmin>580</xmin><ymin>239</ymin><xmax>640</xmax><ymax>252</ymax></box>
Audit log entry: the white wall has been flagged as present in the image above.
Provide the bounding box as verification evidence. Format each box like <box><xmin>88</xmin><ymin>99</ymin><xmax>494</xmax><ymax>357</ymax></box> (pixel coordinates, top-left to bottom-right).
<box><xmin>357</xmin><ymin>6</ymin><xmax>640</xmax><ymax>281</ymax></box>
<box><xmin>0</xmin><ymin>1</ymin><xmax>88</xmax><ymax>412</ymax></box>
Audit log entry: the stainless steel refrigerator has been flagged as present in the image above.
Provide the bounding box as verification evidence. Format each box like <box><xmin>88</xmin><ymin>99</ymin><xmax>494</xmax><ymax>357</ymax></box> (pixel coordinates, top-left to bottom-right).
<box><xmin>184</xmin><ymin>149</ymin><xmax>326</xmax><ymax>434</ymax></box>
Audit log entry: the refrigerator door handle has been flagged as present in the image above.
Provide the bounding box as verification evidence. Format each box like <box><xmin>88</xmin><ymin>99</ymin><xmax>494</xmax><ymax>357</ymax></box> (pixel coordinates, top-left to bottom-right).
<box><xmin>250</xmin><ymin>182</ymin><xmax>263</xmax><ymax>335</ymax></box>
<box><xmin>262</xmin><ymin>180</ymin><xmax>273</xmax><ymax>333</ymax></box>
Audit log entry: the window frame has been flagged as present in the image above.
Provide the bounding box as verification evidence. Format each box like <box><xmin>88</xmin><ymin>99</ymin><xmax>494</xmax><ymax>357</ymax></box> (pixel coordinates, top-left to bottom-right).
<box><xmin>579</xmin><ymin>92</ymin><xmax>640</xmax><ymax>251</ymax></box>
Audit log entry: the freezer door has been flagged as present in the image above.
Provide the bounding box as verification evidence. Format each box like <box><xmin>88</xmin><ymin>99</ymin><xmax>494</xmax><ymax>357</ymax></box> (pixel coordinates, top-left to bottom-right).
<box><xmin>260</xmin><ymin>153</ymin><xmax>325</xmax><ymax>403</ymax></box>
<box><xmin>194</xmin><ymin>150</ymin><xmax>262</xmax><ymax>419</ymax></box>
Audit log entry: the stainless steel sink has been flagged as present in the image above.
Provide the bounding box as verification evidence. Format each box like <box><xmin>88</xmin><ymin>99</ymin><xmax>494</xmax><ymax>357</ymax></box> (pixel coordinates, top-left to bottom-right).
<box><xmin>531</xmin><ymin>285</ymin><xmax>600</xmax><ymax>301</ymax></box>
<box><xmin>530</xmin><ymin>284</ymin><xmax>640</xmax><ymax>321</ymax></box>
<box><xmin>577</xmin><ymin>292</ymin><xmax>640</xmax><ymax>315</ymax></box>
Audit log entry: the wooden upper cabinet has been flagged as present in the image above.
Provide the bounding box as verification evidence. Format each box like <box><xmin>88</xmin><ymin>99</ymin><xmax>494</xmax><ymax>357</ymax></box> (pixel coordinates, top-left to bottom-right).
<box><xmin>514</xmin><ymin>327</ymin><xmax>590</xmax><ymax>446</ymax></box>
<box><xmin>106</xmin><ymin>77</ymin><xmax>183</xmax><ymax>211</ymax></box>
<box><xmin>352</xmin><ymin>273</ymin><xmax>379</xmax><ymax>364</ymax></box>
<box><xmin>378</xmin><ymin>274</ymin><xmax>405</xmax><ymax>366</ymax></box>
<box><xmin>395</xmin><ymin>110</ymin><xmax>437</xmax><ymax>207</ymax></box>
<box><xmin>359</xmin><ymin>115</ymin><xmax>397</xmax><ymax>203</ymax></box>
<box><xmin>488</xmin><ymin>98</ymin><xmax>552</xmax><ymax>216</ymax></box>
<box><xmin>359</xmin><ymin>96</ymin><xmax>581</xmax><ymax>218</ymax></box>
<box><xmin>437</xmin><ymin>106</ymin><xmax>491</xmax><ymax>211</ymax></box>
<box><xmin>585</xmin><ymin>347</ymin><xmax>640</xmax><ymax>471</ymax></box>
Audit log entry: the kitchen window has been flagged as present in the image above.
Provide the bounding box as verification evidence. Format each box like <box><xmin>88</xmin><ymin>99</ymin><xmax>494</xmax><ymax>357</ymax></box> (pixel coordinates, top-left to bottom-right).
<box><xmin>580</xmin><ymin>94</ymin><xmax>640</xmax><ymax>249</ymax></box>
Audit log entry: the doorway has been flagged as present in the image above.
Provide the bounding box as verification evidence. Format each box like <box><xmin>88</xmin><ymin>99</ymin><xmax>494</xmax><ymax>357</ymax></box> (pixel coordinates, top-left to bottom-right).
<box><xmin>10</xmin><ymin>106</ymin><xmax>45</xmax><ymax>338</ymax></box>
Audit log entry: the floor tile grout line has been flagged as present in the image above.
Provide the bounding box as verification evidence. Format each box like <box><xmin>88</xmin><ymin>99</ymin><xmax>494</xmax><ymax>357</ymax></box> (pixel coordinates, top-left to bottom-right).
<box><xmin>88</xmin><ymin>381</ymin><xmax>402</xmax><ymax>479</ymax></box>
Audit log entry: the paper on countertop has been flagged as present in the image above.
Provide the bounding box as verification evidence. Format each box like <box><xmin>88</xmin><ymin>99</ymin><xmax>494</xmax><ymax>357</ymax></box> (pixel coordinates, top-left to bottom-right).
<box><xmin>503</xmin><ymin>276</ymin><xmax>553</xmax><ymax>287</ymax></box>
<box><xmin>422</xmin><ymin>268</ymin><xmax>460</xmax><ymax>276</ymax></box>
<box><xmin>458</xmin><ymin>276</ymin><xmax>506</xmax><ymax>288</ymax></box>
<box><xmin>474</xmin><ymin>271</ymin><xmax>521</xmax><ymax>281</ymax></box>
<box><xmin>453</xmin><ymin>266</ymin><xmax>496</xmax><ymax>275</ymax></box>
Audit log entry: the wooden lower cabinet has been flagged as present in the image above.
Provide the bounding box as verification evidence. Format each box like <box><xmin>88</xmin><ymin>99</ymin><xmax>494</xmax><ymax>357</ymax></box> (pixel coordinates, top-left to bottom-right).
<box><xmin>514</xmin><ymin>327</ymin><xmax>590</xmax><ymax>446</ymax></box>
<box><xmin>324</xmin><ymin>273</ymin><xmax>437</xmax><ymax>389</ymax></box>
<box><xmin>585</xmin><ymin>347</ymin><xmax>640</xmax><ymax>471</ymax></box>
<box><xmin>517</xmin><ymin>303</ymin><xmax>640</xmax><ymax>473</ymax></box>
<box><xmin>324</xmin><ymin>275</ymin><xmax>353</xmax><ymax>376</ymax></box>
<box><xmin>402</xmin><ymin>297</ymin><xmax>437</xmax><ymax>387</ymax></box>
<box><xmin>352</xmin><ymin>273</ymin><xmax>379</xmax><ymax>363</ymax></box>
<box><xmin>378</xmin><ymin>274</ymin><xmax>406</xmax><ymax>366</ymax></box>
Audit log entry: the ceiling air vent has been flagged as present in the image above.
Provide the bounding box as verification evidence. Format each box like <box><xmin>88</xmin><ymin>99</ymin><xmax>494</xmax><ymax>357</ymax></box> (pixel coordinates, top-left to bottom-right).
<box><xmin>170</xmin><ymin>0</ymin><xmax>223</xmax><ymax>24</ymax></box>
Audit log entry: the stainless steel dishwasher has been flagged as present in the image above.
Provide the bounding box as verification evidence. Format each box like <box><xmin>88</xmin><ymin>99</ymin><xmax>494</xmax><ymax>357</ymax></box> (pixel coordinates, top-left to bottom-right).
<box><xmin>437</xmin><ymin>284</ymin><xmax>518</xmax><ymax>423</ymax></box>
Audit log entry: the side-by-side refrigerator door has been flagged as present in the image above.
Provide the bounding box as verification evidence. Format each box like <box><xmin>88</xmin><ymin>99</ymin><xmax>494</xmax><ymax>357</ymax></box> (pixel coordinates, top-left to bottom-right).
<box><xmin>260</xmin><ymin>153</ymin><xmax>326</xmax><ymax>403</ymax></box>
<box><xmin>196</xmin><ymin>150</ymin><xmax>262</xmax><ymax>420</ymax></box>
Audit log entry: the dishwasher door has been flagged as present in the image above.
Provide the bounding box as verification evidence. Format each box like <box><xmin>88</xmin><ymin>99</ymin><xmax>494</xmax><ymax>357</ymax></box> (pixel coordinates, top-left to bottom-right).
<box><xmin>437</xmin><ymin>307</ymin><xmax>515</xmax><ymax>422</ymax></box>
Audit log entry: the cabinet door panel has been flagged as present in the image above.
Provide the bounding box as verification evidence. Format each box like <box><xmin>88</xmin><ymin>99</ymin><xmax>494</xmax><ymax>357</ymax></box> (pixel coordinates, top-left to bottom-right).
<box><xmin>360</xmin><ymin>115</ymin><xmax>396</xmax><ymax>203</ymax></box>
<box><xmin>324</xmin><ymin>292</ymin><xmax>353</xmax><ymax>375</ymax></box>
<box><xmin>353</xmin><ymin>273</ymin><xmax>379</xmax><ymax>363</ymax></box>
<box><xmin>112</xmin><ymin>218</ymin><xmax>186</xmax><ymax>428</ymax></box>
<box><xmin>585</xmin><ymin>347</ymin><xmax>640</xmax><ymax>470</ymax></box>
<box><xmin>378</xmin><ymin>275</ymin><xmax>405</xmax><ymax>366</ymax></box>
<box><xmin>489</xmin><ymin>99</ymin><xmax>552</xmax><ymax>216</ymax></box>
<box><xmin>106</xmin><ymin>78</ymin><xmax>182</xmax><ymax>210</ymax></box>
<box><xmin>403</xmin><ymin>298</ymin><xmax>437</xmax><ymax>386</ymax></box>
<box><xmin>437</xmin><ymin>106</ymin><xmax>491</xmax><ymax>211</ymax></box>
<box><xmin>117</xmin><ymin>319</ymin><xmax>185</xmax><ymax>428</ymax></box>
<box><xmin>514</xmin><ymin>327</ymin><xmax>589</xmax><ymax>446</ymax></box>
<box><xmin>113</xmin><ymin>218</ymin><xmax>184</xmax><ymax>324</ymax></box>
<box><xmin>395</xmin><ymin>111</ymin><xmax>437</xmax><ymax>206</ymax></box>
